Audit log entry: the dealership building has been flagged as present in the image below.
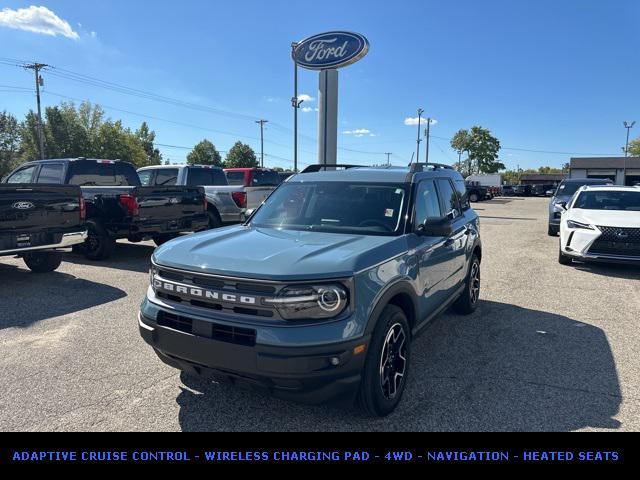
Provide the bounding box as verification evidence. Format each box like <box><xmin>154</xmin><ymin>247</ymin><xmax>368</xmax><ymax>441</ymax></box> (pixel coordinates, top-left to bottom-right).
<box><xmin>569</xmin><ymin>157</ymin><xmax>640</xmax><ymax>186</ymax></box>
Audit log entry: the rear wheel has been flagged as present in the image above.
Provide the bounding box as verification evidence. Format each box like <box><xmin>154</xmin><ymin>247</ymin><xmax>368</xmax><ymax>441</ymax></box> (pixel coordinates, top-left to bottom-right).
<box><xmin>23</xmin><ymin>251</ymin><xmax>63</xmax><ymax>273</ymax></box>
<box><xmin>153</xmin><ymin>233</ymin><xmax>179</xmax><ymax>247</ymax></box>
<box><xmin>453</xmin><ymin>254</ymin><xmax>481</xmax><ymax>314</ymax></box>
<box><xmin>83</xmin><ymin>219</ymin><xmax>115</xmax><ymax>260</ymax></box>
<box><xmin>207</xmin><ymin>210</ymin><xmax>222</xmax><ymax>229</ymax></box>
<box><xmin>469</xmin><ymin>192</ymin><xmax>479</xmax><ymax>203</ymax></box>
<box><xmin>357</xmin><ymin>305</ymin><xmax>410</xmax><ymax>417</ymax></box>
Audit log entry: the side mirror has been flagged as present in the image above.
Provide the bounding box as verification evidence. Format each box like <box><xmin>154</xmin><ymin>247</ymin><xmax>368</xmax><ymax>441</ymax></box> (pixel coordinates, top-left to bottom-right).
<box><xmin>417</xmin><ymin>217</ymin><xmax>453</xmax><ymax>237</ymax></box>
<box><xmin>556</xmin><ymin>201</ymin><xmax>567</xmax><ymax>211</ymax></box>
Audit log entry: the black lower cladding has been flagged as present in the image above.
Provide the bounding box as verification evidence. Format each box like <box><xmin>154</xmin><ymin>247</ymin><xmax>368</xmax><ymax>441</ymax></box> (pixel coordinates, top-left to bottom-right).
<box><xmin>139</xmin><ymin>312</ymin><xmax>369</xmax><ymax>404</ymax></box>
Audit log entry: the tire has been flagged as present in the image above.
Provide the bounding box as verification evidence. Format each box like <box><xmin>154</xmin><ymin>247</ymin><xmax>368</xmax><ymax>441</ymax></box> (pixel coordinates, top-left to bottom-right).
<box><xmin>469</xmin><ymin>192</ymin><xmax>479</xmax><ymax>203</ymax></box>
<box><xmin>558</xmin><ymin>244</ymin><xmax>572</xmax><ymax>265</ymax></box>
<box><xmin>453</xmin><ymin>254</ymin><xmax>481</xmax><ymax>315</ymax></box>
<box><xmin>153</xmin><ymin>233</ymin><xmax>179</xmax><ymax>247</ymax></box>
<box><xmin>23</xmin><ymin>251</ymin><xmax>63</xmax><ymax>273</ymax></box>
<box><xmin>83</xmin><ymin>219</ymin><xmax>115</xmax><ymax>260</ymax></box>
<box><xmin>547</xmin><ymin>225</ymin><xmax>558</xmax><ymax>236</ymax></box>
<box><xmin>357</xmin><ymin>305</ymin><xmax>410</xmax><ymax>417</ymax></box>
<box><xmin>207</xmin><ymin>210</ymin><xmax>222</xmax><ymax>229</ymax></box>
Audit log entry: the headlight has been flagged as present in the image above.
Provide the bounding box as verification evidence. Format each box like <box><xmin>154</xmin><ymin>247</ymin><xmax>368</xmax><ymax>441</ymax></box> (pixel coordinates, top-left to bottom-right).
<box><xmin>149</xmin><ymin>265</ymin><xmax>158</xmax><ymax>287</ymax></box>
<box><xmin>566</xmin><ymin>220</ymin><xmax>594</xmax><ymax>230</ymax></box>
<box><xmin>265</xmin><ymin>284</ymin><xmax>349</xmax><ymax>320</ymax></box>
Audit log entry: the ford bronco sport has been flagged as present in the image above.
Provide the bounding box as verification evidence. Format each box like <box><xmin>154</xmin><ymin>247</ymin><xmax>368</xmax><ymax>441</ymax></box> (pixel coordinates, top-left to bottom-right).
<box><xmin>139</xmin><ymin>163</ymin><xmax>482</xmax><ymax>416</ymax></box>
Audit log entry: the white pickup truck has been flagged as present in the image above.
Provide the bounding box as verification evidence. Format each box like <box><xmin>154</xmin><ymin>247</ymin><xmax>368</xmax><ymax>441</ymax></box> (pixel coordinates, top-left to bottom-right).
<box><xmin>137</xmin><ymin>165</ymin><xmax>274</xmax><ymax>228</ymax></box>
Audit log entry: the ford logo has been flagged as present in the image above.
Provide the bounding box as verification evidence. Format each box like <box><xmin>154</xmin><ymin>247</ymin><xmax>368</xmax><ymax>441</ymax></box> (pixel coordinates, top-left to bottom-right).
<box><xmin>12</xmin><ymin>201</ymin><xmax>35</xmax><ymax>210</ymax></box>
<box><xmin>293</xmin><ymin>31</ymin><xmax>369</xmax><ymax>70</ymax></box>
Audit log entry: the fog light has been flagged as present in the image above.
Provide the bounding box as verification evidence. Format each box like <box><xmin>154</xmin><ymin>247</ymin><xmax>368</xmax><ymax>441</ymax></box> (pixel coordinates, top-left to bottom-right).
<box><xmin>330</xmin><ymin>357</ymin><xmax>340</xmax><ymax>366</ymax></box>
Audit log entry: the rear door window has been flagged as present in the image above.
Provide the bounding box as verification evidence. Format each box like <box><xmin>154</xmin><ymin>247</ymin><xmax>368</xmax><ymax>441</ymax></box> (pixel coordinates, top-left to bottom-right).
<box><xmin>453</xmin><ymin>179</ymin><xmax>470</xmax><ymax>210</ymax></box>
<box><xmin>252</xmin><ymin>170</ymin><xmax>280</xmax><ymax>186</ymax></box>
<box><xmin>36</xmin><ymin>163</ymin><xmax>64</xmax><ymax>184</ymax></box>
<box><xmin>436</xmin><ymin>178</ymin><xmax>461</xmax><ymax>218</ymax></box>
<box><xmin>226</xmin><ymin>171</ymin><xmax>246</xmax><ymax>186</ymax></box>
<box><xmin>138</xmin><ymin>169</ymin><xmax>152</xmax><ymax>186</ymax></box>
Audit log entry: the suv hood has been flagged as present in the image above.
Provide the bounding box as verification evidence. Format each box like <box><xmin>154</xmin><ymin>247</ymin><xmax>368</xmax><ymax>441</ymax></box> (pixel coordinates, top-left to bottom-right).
<box><xmin>152</xmin><ymin>225</ymin><xmax>407</xmax><ymax>281</ymax></box>
<box><xmin>568</xmin><ymin>209</ymin><xmax>640</xmax><ymax>228</ymax></box>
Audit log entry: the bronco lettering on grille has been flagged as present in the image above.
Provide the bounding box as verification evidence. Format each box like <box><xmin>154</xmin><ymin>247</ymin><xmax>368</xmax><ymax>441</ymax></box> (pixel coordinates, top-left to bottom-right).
<box><xmin>154</xmin><ymin>279</ymin><xmax>257</xmax><ymax>305</ymax></box>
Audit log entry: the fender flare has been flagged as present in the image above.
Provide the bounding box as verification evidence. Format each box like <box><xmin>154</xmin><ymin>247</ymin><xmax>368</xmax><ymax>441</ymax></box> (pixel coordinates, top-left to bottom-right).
<box><xmin>364</xmin><ymin>279</ymin><xmax>418</xmax><ymax>336</ymax></box>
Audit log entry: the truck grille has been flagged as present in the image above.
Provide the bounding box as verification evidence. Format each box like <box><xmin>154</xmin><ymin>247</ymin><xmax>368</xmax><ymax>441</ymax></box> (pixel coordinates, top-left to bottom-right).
<box><xmin>157</xmin><ymin>311</ymin><xmax>256</xmax><ymax>346</ymax></box>
<box><xmin>588</xmin><ymin>226</ymin><xmax>640</xmax><ymax>257</ymax></box>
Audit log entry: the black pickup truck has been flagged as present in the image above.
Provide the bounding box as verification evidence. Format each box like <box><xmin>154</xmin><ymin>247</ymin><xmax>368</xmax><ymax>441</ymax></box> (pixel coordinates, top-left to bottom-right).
<box><xmin>3</xmin><ymin>158</ymin><xmax>209</xmax><ymax>260</ymax></box>
<box><xmin>0</xmin><ymin>184</ymin><xmax>87</xmax><ymax>272</ymax></box>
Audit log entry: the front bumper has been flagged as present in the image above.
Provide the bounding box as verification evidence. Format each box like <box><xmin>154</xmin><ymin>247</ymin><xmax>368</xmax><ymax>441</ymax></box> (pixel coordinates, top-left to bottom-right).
<box><xmin>561</xmin><ymin>226</ymin><xmax>640</xmax><ymax>264</ymax></box>
<box><xmin>138</xmin><ymin>311</ymin><xmax>369</xmax><ymax>404</ymax></box>
<box><xmin>0</xmin><ymin>230</ymin><xmax>87</xmax><ymax>256</ymax></box>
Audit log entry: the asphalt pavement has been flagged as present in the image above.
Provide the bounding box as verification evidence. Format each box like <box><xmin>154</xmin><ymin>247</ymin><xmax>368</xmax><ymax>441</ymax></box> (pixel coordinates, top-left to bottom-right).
<box><xmin>1</xmin><ymin>196</ymin><xmax>639</xmax><ymax>431</ymax></box>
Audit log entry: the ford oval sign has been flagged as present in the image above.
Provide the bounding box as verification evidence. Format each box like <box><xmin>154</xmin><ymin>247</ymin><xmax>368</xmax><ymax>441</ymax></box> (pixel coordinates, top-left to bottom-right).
<box><xmin>12</xmin><ymin>201</ymin><xmax>35</xmax><ymax>210</ymax></box>
<box><xmin>293</xmin><ymin>31</ymin><xmax>369</xmax><ymax>70</ymax></box>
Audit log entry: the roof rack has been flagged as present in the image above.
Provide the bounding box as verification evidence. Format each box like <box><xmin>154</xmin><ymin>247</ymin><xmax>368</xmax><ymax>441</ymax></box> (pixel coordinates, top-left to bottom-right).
<box><xmin>300</xmin><ymin>164</ymin><xmax>365</xmax><ymax>173</ymax></box>
<box><xmin>408</xmin><ymin>162</ymin><xmax>454</xmax><ymax>173</ymax></box>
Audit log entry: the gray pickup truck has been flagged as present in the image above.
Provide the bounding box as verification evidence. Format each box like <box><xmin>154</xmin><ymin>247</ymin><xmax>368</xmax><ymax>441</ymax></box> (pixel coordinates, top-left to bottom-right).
<box><xmin>139</xmin><ymin>163</ymin><xmax>481</xmax><ymax>416</ymax></box>
<box><xmin>137</xmin><ymin>165</ymin><xmax>257</xmax><ymax>227</ymax></box>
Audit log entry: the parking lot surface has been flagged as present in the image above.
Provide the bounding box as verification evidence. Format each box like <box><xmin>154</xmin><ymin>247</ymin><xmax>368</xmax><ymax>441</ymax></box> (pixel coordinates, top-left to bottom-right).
<box><xmin>1</xmin><ymin>197</ymin><xmax>639</xmax><ymax>431</ymax></box>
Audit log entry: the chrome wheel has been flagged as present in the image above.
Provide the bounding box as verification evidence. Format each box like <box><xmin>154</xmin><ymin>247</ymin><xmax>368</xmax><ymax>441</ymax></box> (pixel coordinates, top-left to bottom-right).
<box><xmin>469</xmin><ymin>261</ymin><xmax>480</xmax><ymax>304</ymax></box>
<box><xmin>379</xmin><ymin>323</ymin><xmax>407</xmax><ymax>400</ymax></box>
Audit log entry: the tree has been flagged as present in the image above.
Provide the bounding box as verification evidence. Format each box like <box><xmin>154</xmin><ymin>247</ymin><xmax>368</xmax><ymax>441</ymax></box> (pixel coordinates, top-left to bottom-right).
<box><xmin>187</xmin><ymin>139</ymin><xmax>222</xmax><ymax>166</ymax></box>
<box><xmin>451</xmin><ymin>126</ymin><xmax>503</xmax><ymax>176</ymax></box>
<box><xmin>450</xmin><ymin>129</ymin><xmax>472</xmax><ymax>174</ymax></box>
<box><xmin>629</xmin><ymin>136</ymin><xmax>640</xmax><ymax>157</ymax></box>
<box><xmin>136</xmin><ymin>122</ymin><xmax>162</xmax><ymax>166</ymax></box>
<box><xmin>225</xmin><ymin>141</ymin><xmax>258</xmax><ymax>168</ymax></box>
<box><xmin>0</xmin><ymin>111</ymin><xmax>21</xmax><ymax>177</ymax></box>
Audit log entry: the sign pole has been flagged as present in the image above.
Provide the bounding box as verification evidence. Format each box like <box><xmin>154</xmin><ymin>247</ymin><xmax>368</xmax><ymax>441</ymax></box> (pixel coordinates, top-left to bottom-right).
<box><xmin>318</xmin><ymin>69</ymin><xmax>338</xmax><ymax>166</ymax></box>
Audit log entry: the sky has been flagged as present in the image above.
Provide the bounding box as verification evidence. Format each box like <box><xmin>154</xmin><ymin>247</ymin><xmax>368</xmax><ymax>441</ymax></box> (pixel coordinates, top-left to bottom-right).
<box><xmin>0</xmin><ymin>0</ymin><xmax>638</xmax><ymax>170</ymax></box>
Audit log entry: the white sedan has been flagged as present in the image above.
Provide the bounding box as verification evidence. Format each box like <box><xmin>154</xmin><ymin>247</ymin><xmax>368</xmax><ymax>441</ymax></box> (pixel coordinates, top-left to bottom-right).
<box><xmin>558</xmin><ymin>185</ymin><xmax>640</xmax><ymax>265</ymax></box>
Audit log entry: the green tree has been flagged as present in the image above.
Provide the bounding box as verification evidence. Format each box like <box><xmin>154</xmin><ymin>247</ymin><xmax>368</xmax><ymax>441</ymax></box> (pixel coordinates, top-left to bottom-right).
<box><xmin>450</xmin><ymin>129</ymin><xmax>472</xmax><ymax>175</ymax></box>
<box><xmin>451</xmin><ymin>126</ymin><xmax>503</xmax><ymax>175</ymax></box>
<box><xmin>225</xmin><ymin>141</ymin><xmax>258</xmax><ymax>168</ymax></box>
<box><xmin>187</xmin><ymin>139</ymin><xmax>222</xmax><ymax>166</ymax></box>
<box><xmin>628</xmin><ymin>137</ymin><xmax>640</xmax><ymax>156</ymax></box>
<box><xmin>136</xmin><ymin>121</ymin><xmax>162</xmax><ymax>165</ymax></box>
<box><xmin>93</xmin><ymin>120</ymin><xmax>147</xmax><ymax>166</ymax></box>
<box><xmin>0</xmin><ymin>111</ymin><xmax>21</xmax><ymax>177</ymax></box>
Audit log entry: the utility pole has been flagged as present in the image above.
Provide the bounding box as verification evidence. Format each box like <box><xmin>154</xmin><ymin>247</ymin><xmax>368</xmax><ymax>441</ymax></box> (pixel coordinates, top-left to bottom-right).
<box><xmin>255</xmin><ymin>119</ymin><xmax>268</xmax><ymax>167</ymax></box>
<box><xmin>384</xmin><ymin>152</ymin><xmax>392</xmax><ymax>166</ymax></box>
<box><xmin>24</xmin><ymin>62</ymin><xmax>48</xmax><ymax>160</ymax></box>
<box><xmin>291</xmin><ymin>42</ymin><xmax>300</xmax><ymax>172</ymax></box>
<box><xmin>415</xmin><ymin>108</ymin><xmax>423</xmax><ymax>164</ymax></box>
<box><xmin>424</xmin><ymin>118</ymin><xmax>431</xmax><ymax>163</ymax></box>
<box><xmin>624</xmin><ymin>121</ymin><xmax>635</xmax><ymax>157</ymax></box>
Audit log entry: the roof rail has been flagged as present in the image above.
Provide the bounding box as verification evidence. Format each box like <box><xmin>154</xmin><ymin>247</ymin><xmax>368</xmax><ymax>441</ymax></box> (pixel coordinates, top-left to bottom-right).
<box><xmin>300</xmin><ymin>164</ymin><xmax>365</xmax><ymax>173</ymax></box>
<box><xmin>408</xmin><ymin>162</ymin><xmax>454</xmax><ymax>173</ymax></box>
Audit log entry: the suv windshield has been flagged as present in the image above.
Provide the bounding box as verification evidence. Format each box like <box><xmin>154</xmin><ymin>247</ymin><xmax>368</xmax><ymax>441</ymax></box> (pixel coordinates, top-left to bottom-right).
<box><xmin>250</xmin><ymin>181</ymin><xmax>408</xmax><ymax>235</ymax></box>
<box><xmin>556</xmin><ymin>180</ymin><xmax>610</xmax><ymax>196</ymax></box>
<box><xmin>574</xmin><ymin>190</ymin><xmax>640</xmax><ymax>211</ymax></box>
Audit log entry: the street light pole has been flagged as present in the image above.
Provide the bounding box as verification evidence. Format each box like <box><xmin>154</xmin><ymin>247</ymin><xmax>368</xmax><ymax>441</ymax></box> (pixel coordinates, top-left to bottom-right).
<box><xmin>256</xmin><ymin>120</ymin><xmax>268</xmax><ymax>167</ymax></box>
<box><xmin>24</xmin><ymin>62</ymin><xmax>48</xmax><ymax>160</ymax></box>
<box><xmin>415</xmin><ymin>108</ymin><xmax>423</xmax><ymax>164</ymax></box>
<box><xmin>424</xmin><ymin>118</ymin><xmax>431</xmax><ymax>163</ymax></box>
<box><xmin>291</xmin><ymin>42</ymin><xmax>299</xmax><ymax>172</ymax></box>
<box><xmin>384</xmin><ymin>152</ymin><xmax>392</xmax><ymax>166</ymax></box>
<box><xmin>624</xmin><ymin>121</ymin><xmax>635</xmax><ymax>157</ymax></box>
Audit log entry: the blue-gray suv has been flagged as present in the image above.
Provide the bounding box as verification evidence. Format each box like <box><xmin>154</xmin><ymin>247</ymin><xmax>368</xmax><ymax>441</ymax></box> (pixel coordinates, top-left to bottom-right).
<box><xmin>139</xmin><ymin>163</ymin><xmax>482</xmax><ymax>416</ymax></box>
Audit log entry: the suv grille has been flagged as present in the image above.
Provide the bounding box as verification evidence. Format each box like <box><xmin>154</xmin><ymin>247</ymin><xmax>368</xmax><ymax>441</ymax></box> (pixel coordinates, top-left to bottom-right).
<box><xmin>589</xmin><ymin>226</ymin><xmax>640</xmax><ymax>257</ymax></box>
<box><xmin>157</xmin><ymin>311</ymin><xmax>256</xmax><ymax>346</ymax></box>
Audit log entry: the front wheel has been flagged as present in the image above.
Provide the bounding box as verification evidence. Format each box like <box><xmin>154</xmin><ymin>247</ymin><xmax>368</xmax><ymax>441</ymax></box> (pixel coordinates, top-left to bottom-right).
<box><xmin>453</xmin><ymin>255</ymin><xmax>481</xmax><ymax>314</ymax></box>
<box><xmin>469</xmin><ymin>192</ymin><xmax>479</xmax><ymax>203</ymax></box>
<box><xmin>23</xmin><ymin>251</ymin><xmax>63</xmax><ymax>273</ymax></box>
<box><xmin>357</xmin><ymin>305</ymin><xmax>410</xmax><ymax>417</ymax></box>
<box><xmin>558</xmin><ymin>244</ymin><xmax>572</xmax><ymax>265</ymax></box>
<box><xmin>547</xmin><ymin>225</ymin><xmax>558</xmax><ymax>236</ymax></box>
<box><xmin>84</xmin><ymin>219</ymin><xmax>116</xmax><ymax>260</ymax></box>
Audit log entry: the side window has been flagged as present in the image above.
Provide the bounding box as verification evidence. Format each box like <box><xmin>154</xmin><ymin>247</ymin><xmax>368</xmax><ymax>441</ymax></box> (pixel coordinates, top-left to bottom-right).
<box><xmin>154</xmin><ymin>169</ymin><xmax>178</xmax><ymax>186</ymax></box>
<box><xmin>6</xmin><ymin>165</ymin><xmax>37</xmax><ymax>184</ymax></box>
<box><xmin>436</xmin><ymin>179</ymin><xmax>461</xmax><ymax>218</ymax></box>
<box><xmin>453</xmin><ymin>179</ymin><xmax>470</xmax><ymax>210</ymax></box>
<box><xmin>414</xmin><ymin>180</ymin><xmax>442</xmax><ymax>226</ymax></box>
<box><xmin>37</xmin><ymin>164</ymin><xmax>64</xmax><ymax>184</ymax></box>
<box><xmin>138</xmin><ymin>170</ymin><xmax>152</xmax><ymax>186</ymax></box>
<box><xmin>226</xmin><ymin>171</ymin><xmax>245</xmax><ymax>186</ymax></box>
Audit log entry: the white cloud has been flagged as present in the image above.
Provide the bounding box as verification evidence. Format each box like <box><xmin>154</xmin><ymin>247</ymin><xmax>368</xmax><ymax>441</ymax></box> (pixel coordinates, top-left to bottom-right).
<box><xmin>297</xmin><ymin>93</ymin><xmax>314</xmax><ymax>103</ymax></box>
<box><xmin>343</xmin><ymin>128</ymin><xmax>373</xmax><ymax>138</ymax></box>
<box><xmin>301</xmin><ymin>106</ymin><xmax>313</xmax><ymax>113</ymax></box>
<box><xmin>0</xmin><ymin>6</ymin><xmax>79</xmax><ymax>39</ymax></box>
<box><xmin>404</xmin><ymin>117</ymin><xmax>438</xmax><ymax>126</ymax></box>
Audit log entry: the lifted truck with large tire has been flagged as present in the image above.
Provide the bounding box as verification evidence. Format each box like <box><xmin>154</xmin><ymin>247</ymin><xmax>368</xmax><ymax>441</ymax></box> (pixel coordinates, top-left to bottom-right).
<box><xmin>0</xmin><ymin>183</ymin><xmax>86</xmax><ymax>272</ymax></box>
<box><xmin>139</xmin><ymin>162</ymin><xmax>482</xmax><ymax>416</ymax></box>
<box><xmin>4</xmin><ymin>158</ymin><xmax>209</xmax><ymax>260</ymax></box>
